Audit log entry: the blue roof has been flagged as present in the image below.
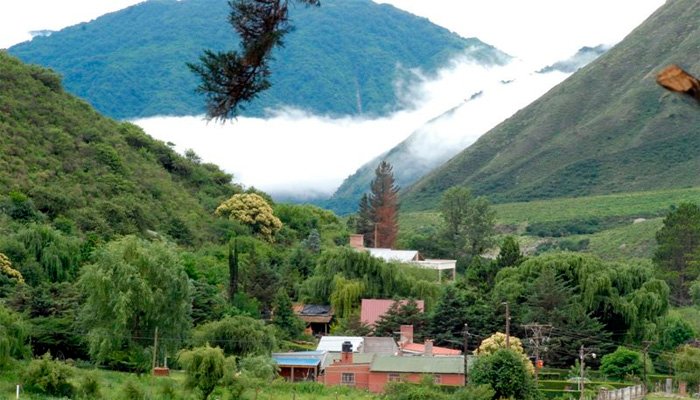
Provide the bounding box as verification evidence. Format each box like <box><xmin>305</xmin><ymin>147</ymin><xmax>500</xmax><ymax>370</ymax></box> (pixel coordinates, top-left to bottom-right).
<box><xmin>272</xmin><ymin>356</ymin><xmax>321</xmax><ymax>367</ymax></box>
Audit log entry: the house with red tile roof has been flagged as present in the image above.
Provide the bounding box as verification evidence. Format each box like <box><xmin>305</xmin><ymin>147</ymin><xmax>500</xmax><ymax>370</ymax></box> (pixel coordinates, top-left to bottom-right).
<box><xmin>397</xmin><ymin>325</ymin><xmax>462</xmax><ymax>356</ymax></box>
<box><xmin>360</xmin><ymin>299</ymin><xmax>425</xmax><ymax>327</ymax></box>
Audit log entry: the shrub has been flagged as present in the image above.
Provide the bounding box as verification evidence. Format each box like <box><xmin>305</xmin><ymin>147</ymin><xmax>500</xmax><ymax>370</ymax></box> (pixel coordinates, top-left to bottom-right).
<box><xmin>600</xmin><ymin>347</ymin><xmax>646</xmax><ymax>381</ymax></box>
<box><xmin>119</xmin><ymin>378</ymin><xmax>147</xmax><ymax>400</ymax></box>
<box><xmin>22</xmin><ymin>353</ymin><xmax>74</xmax><ymax>397</ymax></box>
<box><xmin>178</xmin><ymin>344</ymin><xmax>225</xmax><ymax>400</ymax></box>
<box><xmin>77</xmin><ymin>371</ymin><xmax>101</xmax><ymax>399</ymax></box>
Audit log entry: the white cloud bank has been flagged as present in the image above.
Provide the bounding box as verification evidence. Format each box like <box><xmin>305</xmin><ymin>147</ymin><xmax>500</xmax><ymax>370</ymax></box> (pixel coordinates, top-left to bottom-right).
<box><xmin>135</xmin><ymin>55</ymin><xmax>569</xmax><ymax>198</ymax></box>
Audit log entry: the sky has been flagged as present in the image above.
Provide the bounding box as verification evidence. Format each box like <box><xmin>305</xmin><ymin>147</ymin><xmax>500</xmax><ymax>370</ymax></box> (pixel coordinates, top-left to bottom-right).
<box><xmin>0</xmin><ymin>0</ymin><xmax>666</xmax><ymax>197</ymax></box>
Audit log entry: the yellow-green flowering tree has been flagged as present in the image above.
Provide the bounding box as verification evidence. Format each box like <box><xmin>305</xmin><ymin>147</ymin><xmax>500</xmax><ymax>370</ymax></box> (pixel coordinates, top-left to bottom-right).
<box><xmin>0</xmin><ymin>253</ymin><xmax>24</xmax><ymax>284</ymax></box>
<box><xmin>476</xmin><ymin>332</ymin><xmax>534</xmax><ymax>374</ymax></box>
<box><xmin>215</xmin><ymin>193</ymin><xmax>282</xmax><ymax>242</ymax></box>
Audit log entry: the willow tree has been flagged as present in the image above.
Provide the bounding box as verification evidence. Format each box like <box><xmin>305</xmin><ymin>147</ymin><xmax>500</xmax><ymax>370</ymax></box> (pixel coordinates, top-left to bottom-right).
<box><xmin>301</xmin><ymin>247</ymin><xmax>439</xmax><ymax>311</ymax></box>
<box><xmin>78</xmin><ymin>236</ymin><xmax>192</xmax><ymax>368</ymax></box>
<box><xmin>189</xmin><ymin>0</ymin><xmax>321</xmax><ymax>121</ymax></box>
<box><xmin>493</xmin><ymin>253</ymin><xmax>669</xmax><ymax>344</ymax></box>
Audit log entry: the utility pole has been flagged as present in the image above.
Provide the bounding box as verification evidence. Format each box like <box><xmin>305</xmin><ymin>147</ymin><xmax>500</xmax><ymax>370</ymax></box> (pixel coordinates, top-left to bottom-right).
<box><xmin>152</xmin><ymin>326</ymin><xmax>159</xmax><ymax>371</ymax></box>
<box><xmin>523</xmin><ymin>323</ymin><xmax>552</xmax><ymax>386</ymax></box>
<box><xmin>463</xmin><ymin>323</ymin><xmax>469</xmax><ymax>385</ymax></box>
<box><xmin>579</xmin><ymin>345</ymin><xmax>596</xmax><ymax>400</ymax></box>
<box><xmin>642</xmin><ymin>341</ymin><xmax>653</xmax><ymax>391</ymax></box>
<box><xmin>502</xmin><ymin>302</ymin><xmax>510</xmax><ymax>348</ymax></box>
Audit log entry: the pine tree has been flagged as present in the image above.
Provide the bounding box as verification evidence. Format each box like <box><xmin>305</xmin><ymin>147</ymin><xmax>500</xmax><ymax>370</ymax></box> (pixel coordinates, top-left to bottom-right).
<box><xmin>654</xmin><ymin>202</ymin><xmax>700</xmax><ymax>305</ymax></box>
<box><xmin>271</xmin><ymin>289</ymin><xmax>305</xmax><ymax>339</ymax></box>
<box><xmin>228</xmin><ymin>239</ymin><xmax>239</xmax><ymax>303</ymax></box>
<box><xmin>373</xmin><ymin>299</ymin><xmax>426</xmax><ymax>340</ymax></box>
<box><xmin>368</xmin><ymin>161</ymin><xmax>399</xmax><ymax>249</ymax></box>
<box><xmin>355</xmin><ymin>193</ymin><xmax>374</xmax><ymax>247</ymax></box>
<box><xmin>495</xmin><ymin>236</ymin><xmax>525</xmax><ymax>269</ymax></box>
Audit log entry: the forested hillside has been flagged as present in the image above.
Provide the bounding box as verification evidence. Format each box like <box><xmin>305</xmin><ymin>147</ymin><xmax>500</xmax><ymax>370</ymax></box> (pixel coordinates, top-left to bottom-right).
<box><xmin>8</xmin><ymin>0</ymin><xmax>506</xmax><ymax>119</ymax></box>
<box><xmin>0</xmin><ymin>51</ymin><xmax>239</xmax><ymax>244</ymax></box>
<box><xmin>401</xmin><ymin>0</ymin><xmax>700</xmax><ymax>211</ymax></box>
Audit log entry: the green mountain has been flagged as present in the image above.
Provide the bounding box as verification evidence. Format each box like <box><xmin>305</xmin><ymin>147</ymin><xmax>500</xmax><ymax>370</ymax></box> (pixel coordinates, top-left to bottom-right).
<box><xmin>8</xmin><ymin>0</ymin><xmax>506</xmax><ymax>120</ymax></box>
<box><xmin>0</xmin><ymin>51</ymin><xmax>240</xmax><ymax>244</ymax></box>
<box><xmin>401</xmin><ymin>0</ymin><xmax>700</xmax><ymax>211</ymax></box>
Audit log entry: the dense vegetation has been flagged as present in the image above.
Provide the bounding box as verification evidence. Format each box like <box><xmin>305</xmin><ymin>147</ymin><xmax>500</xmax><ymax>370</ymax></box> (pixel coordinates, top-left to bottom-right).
<box><xmin>401</xmin><ymin>0</ymin><xmax>700</xmax><ymax>210</ymax></box>
<box><xmin>8</xmin><ymin>0</ymin><xmax>506</xmax><ymax>120</ymax></box>
<box><xmin>1</xmin><ymin>16</ymin><xmax>699</xmax><ymax>398</ymax></box>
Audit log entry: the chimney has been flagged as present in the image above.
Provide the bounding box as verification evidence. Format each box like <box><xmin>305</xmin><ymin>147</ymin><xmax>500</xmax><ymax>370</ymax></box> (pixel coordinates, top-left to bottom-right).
<box><xmin>400</xmin><ymin>325</ymin><xmax>414</xmax><ymax>346</ymax></box>
<box><xmin>349</xmin><ymin>234</ymin><xmax>365</xmax><ymax>250</ymax></box>
<box><xmin>341</xmin><ymin>341</ymin><xmax>354</xmax><ymax>364</ymax></box>
<box><xmin>424</xmin><ymin>339</ymin><xmax>434</xmax><ymax>357</ymax></box>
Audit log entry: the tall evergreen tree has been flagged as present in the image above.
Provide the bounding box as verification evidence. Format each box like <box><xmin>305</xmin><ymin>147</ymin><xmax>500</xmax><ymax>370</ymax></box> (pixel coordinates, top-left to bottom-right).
<box><xmin>495</xmin><ymin>236</ymin><xmax>525</xmax><ymax>269</ymax></box>
<box><xmin>355</xmin><ymin>193</ymin><xmax>374</xmax><ymax>247</ymax></box>
<box><xmin>271</xmin><ymin>288</ymin><xmax>304</xmax><ymax>339</ymax></box>
<box><xmin>373</xmin><ymin>299</ymin><xmax>426</xmax><ymax>340</ymax></box>
<box><xmin>228</xmin><ymin>239</ymin><xmax>239</xmax><ymax>303</ymax></box>
<box><xmin>369</xmin><ymin>161</ymin><xmax>399</xmax><ymax>249</ymax></box>
<box><xmin>654</xmin><ymin>202</ymin><xmax>700</xmax><ymax>305</ymax></box>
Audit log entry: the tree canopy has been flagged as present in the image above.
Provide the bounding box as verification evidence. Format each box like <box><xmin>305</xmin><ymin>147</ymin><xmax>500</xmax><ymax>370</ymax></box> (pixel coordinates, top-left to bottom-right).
<box><xmin>78</xmin><ymin>236</ymin><xmax>192</xmax><ymax>368</ymax></box>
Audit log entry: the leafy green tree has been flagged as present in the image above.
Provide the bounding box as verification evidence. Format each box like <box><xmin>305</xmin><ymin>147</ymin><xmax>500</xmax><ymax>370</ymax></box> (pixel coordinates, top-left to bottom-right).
<box><xmin>471</xmin><ymin>348</ymin><xmax>537</xmax><ymax>400</ymax></box>
<box><xmin>304</xmin><ymin>229</ymin><xmax>321</xmax><ymax>253</ymax></box>
<box><xmin>9</xmin><ymin>282</ymin><xmax>87</xmax><ymax>360</ymax></box>
<box><xmin>369</xmin><ymin>161</ymin><xmax>400</xmax><ymax>248</ymax></box>
<box><xmin>439</xmin><ymin>187</ymin><xmax>495</xmax><ymax>260</ymax></box>
<box><xmin>0</xmin><ymin>304</ymin><xmax>30</xmax><ymax>368</ymax></box>
<box><xmin>654</xmin><ymin>202</ymin><xmax>700</xmax><ymax>305</ymax></box>
<box><xmin>1</xmin><ymin>224</ymin><xmax>82</xmax><ymax>285</ymax></box>
<box><xmin>494</xmin><ymin>253</ymin><xmax>669</xmax><ymax>344</ymax></box>
<box><xmin>215</xmin><ymin>193</ymin><xmax>282</xmax><ymax>242</ymax></box>
<box><xmin>331</xmin><ymin>311</ymin><xmax>372</xmax><ymax>336</ymax></box>
<box><xmin>178</xmin><ymin>344</ymin><xmax>225</xmax><ymax>400</ymax></box>
<box><xmin>189</xmin><ymin>0</ymin><xmax>320</xmax><ymax>121</ymax></box>
<box><xmin>600</xmin><ymin>347</ymin><xmax>647</xmax><ymax>381</ymax></box>
<box><xmin>191</xmin><ymin>280</ymin><xmax>227</xmax><ymax>325</ymax></box>
<box><xmin>655</xmin><ymin>314</ymin><xmax>695</xmax><ymax>353</ymax></box>
<box><xmin>495</xmin><ymin>236</ymin><xmax>525</xmax><ymax>269</ymax></box>
<box><xmin>673</xmin><ymin>345</ymin><xmax>700</xmax><ymax>386</ymax></box>
<box><xmin>374</xmin><ymin>299</ymin><xmax>427</xmax><ymax>340</ymax></box>
<box><xmin>271</xmin><ymin>288</ymin><xmax>304</xmax><ymax>339</ymax></box>
<box><xmin>236</xmin><ymin>355</ymin><xmax>279</xmax><ymax>398</ymax></box>
<box><xmin>301</xmin><ymin>247</ymin><xmax>440</xmax><ymax>311</ymax></box>
<box><xmin>192</xmin><ymin>315</ymin><xmax>277</xmax><ymax>356</ymax></box>
<box><xmin>78</xmin><ymin>236</ymin><xmax>192</xmax><ymax>368</ymax></box>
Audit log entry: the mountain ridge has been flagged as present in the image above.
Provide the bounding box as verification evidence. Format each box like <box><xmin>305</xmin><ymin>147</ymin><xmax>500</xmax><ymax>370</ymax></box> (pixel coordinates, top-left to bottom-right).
<box><xmin>9</xmin><ymin>0</ymin><xmax>507</xmax><ymax>120</ymax></box>
<box><xmin>400</xmin><ymin>0</ymin><xmax>700</xmax><ymax>211</ymax></box>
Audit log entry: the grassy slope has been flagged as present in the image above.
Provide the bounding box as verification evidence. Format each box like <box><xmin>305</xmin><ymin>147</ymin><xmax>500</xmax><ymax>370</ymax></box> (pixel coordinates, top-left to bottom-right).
<box><xmin>401</xmin><ymin>0</ymin><xmax>700</xmax><ymax>211</ymax></box>
<box><xmin>400</xmin><ymin>186</ymin><xmax>700</xmax><ymax>260</ymax></box>
<box><xmin>9</xmin><ymin>0</ymin><xmax>504</xmax><ymax>120</ymax></box>
<box><xmin>0</xmin><ymin>51</ymin><xmax>239</xmax><ymax>243</ymax></box>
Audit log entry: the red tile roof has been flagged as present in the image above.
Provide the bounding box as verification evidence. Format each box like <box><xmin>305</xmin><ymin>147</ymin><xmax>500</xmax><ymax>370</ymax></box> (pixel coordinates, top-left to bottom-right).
<box><xmin>360</xmin><ymin>299</ymin><xmax>424</xmax><ymax>327</ymax></box>
<box><xmin>401</xmin><ymin>343</ymin><xmax>462</xmax><ymax>356</ymax></box>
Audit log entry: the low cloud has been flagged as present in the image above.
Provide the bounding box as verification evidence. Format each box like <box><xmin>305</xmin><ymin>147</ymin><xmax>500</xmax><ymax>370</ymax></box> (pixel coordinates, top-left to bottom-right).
<box><xmin>134</xmin><ymin>53</ymin><xmax>571</xmax><ymax>199</ymax></box>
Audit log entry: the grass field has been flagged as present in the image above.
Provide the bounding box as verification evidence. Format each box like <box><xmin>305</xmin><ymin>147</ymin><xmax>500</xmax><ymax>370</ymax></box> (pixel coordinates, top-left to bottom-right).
<box><xmin>400</xmin><ymin>186</ymin><xmax>700</xmax><ymax>260</ymax></box>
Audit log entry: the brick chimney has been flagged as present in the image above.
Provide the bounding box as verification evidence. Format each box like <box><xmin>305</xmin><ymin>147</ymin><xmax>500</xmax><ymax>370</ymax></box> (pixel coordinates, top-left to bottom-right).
<box><xmin>424</xmin><ymin>339</ymin><xmax>434</xmax><ymax>357</ymax></box>
<box><xmin>400</xmin><ymin>325</ymin><xmax>414</xmax><ymax>346</ymax></box>
<box><xmin>349</xmin><ymin>234</ymin><xmax>365</xmax><ymax>250</ymax></box>
<box><xmin>340</xmin><ymin>341</ymin><xmax>354</xmax><ymax>364</ymax></box>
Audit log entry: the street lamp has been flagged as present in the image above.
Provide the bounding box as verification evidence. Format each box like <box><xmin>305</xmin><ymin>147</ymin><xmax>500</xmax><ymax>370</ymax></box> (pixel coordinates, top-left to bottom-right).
<box><xmin>579</xmin><ymin>346</ymin><xmax>596</xmax><ymax>400</ymax></box>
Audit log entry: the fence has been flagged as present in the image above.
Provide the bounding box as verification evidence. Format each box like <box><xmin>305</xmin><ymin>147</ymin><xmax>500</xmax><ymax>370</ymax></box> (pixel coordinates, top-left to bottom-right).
<box><xmin>596</xmin><ymin>385</ymin><xmax>645</xmax><ymax>400</ymax></box>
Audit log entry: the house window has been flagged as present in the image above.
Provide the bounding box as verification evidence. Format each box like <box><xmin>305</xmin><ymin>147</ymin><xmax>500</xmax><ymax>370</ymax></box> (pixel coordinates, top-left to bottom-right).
<box><xmin>388</xmin><ymin>373</ymin><xmax>401</xmax><ymax>382</ymax></box>
<box><xmin>433</xmin><ymin>374</ymin><xmax>442</xmax><ymax>384</ymax></box>
<box><xmin>341</xmin><ymin>373</ymin><xmax>355</xmax><ymax>385</ymax></box>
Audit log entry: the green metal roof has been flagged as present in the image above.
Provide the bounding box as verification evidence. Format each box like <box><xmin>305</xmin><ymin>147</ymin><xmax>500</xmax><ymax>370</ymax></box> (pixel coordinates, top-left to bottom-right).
<box><xmin>370</xmin><ymin>355</ymin><xmax>464</xmax><ymax>374</ymax></box>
